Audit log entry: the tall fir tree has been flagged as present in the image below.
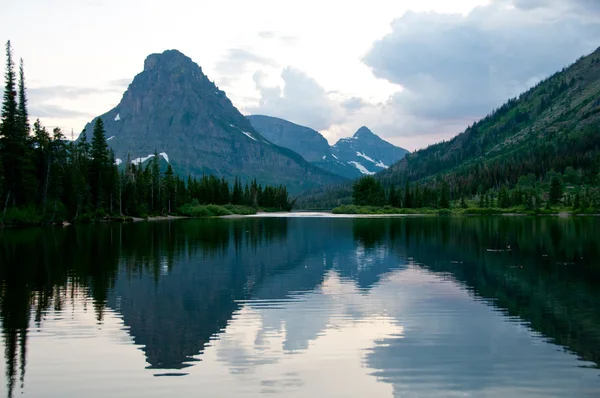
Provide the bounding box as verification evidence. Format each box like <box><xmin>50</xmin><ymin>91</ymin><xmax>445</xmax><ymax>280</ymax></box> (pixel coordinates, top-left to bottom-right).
<box><xmin>1</xmin><ymin>41</ymin><xmax>18</xmax><ymax>207</ymax></box>
<box><xmin>439</xmin><ymin>181</ymin><xmax>450</xmax><ymax>209</ymax></box>
<box><xmin>16</xmin><ymin>59</ymin><xmax>29</xmax><ymax>137</ymax></box>
<box><xmin>90</xmin><ymin>119</ymin><xmax>109</xmax><ymax>210</ymax></box>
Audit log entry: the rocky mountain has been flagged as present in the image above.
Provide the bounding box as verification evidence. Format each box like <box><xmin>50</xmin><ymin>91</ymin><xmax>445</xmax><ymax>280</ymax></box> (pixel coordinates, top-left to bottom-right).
<box><xmin>331</xmin><ymin>126</ymin><xmax>409</xmax><ymax>177</ymax></box>
<box><xmin>247</xmin><ymin>116</ymin><xmax>408</xmax><ymax>179</ymax></box>
<box><xmin>83</xmin><ymin>50</ymin><xmax>345</xmax><ymax>193</ymax></box>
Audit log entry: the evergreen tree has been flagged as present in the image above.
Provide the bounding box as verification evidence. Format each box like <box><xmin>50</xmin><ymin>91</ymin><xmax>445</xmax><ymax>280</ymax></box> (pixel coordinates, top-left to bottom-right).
<box><xmin>573</xmin><ymin>191</ymin><xmax>581</xmax><ymax>210</ymax></box>
<box><xmin>439</xmin><ymin>181</ymin><xmax>450</xmax><ymax>209</ymax></box>
<box><xmin>1</xmin><ymin>41</ymin><xmax>21</xmax><ymax>206</ymax></box>
<box><xmin>16</xmin><ymin>59</ymin><xmax>29</xmax><ymax>137</ymax></box>
<box><xmin>151</xmin><ymin>150</ymin><xmax>160</xmax><ymax>212</ymax></box>
<box><xmin>232</xmin><ymin>177</ymin><xmax>243</xmax><ymax>205</ymax></box>
<box><xmin>89</xmin><ymin>118</ymin><xmax>109</xmax><ymax>209</ymax></box>
<box><xmin>477</xmin><ymin>185</ymin><xmax>485</xmax><ymax>208</ymax></box>
<box><xmin>164</xmin><ymin>164</ymin><xmax>175</xmax><ymax>213</ymax></box>
<box><xmin>388</xmin><ymin>185</ymin><xmax>401</xmax><ymax>208</ymax></box>
<box><xmin>352</xmin><ymin>176</ymin><xmax>385</xmax><ymax>206</ymax></box>
<box><xmin>498</xmin><ymin>185</ymin><xmax>510</xmax><ymax>208</ymax></box>
<box><xmin>404</xmin><ymin>181</ymin><xmax>412</xmax><ymax>208</ymax></box>
<box><xmin>549</xmin><ymin>176</ymin><xmax>563</xmax><ymax>205</ymax></box>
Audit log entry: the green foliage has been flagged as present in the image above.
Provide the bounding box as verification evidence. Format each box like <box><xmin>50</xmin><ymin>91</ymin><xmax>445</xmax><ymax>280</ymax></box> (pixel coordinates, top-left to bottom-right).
<box><xmin>439</xmin><ymin>181</ymin><xmax>450</xmax><ymax>209</ymax></box>
<box><xmin>332</xmin><ymin>205</ymin><xmax>429</xmax><ymax>215</ymax></box>
<box><xmin>549</xmin><ymin>176</ymin><xmax>564</xmax><ymax>205</ymax></box>
<box><xmin>177</xmin><ymin>203</ymin><xmax>256</xmax><ymax>217</ymax></box>
<box><xmin>352</xmin><ymin>176</ymin><xmax>385</xmax><ymax>206</ymax></box>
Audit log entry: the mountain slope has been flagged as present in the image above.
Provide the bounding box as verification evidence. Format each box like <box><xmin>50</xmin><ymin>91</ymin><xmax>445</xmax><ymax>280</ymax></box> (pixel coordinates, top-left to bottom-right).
<box><xmin>379</xmin><ymin>46</ymin><xmax>600</xmax><ymax>193</ymax></box>
<box><xmin>247</xmin><ymin>115</ymin><xmax>408</xmax><ymax>179</ymax></box>
<box><xmin>83</xmin><ymin>50</ymin><xmax>345</xmax><ymax>193</ymax></box>
<box><xmin>246</xmin><ymin>115</ymin><xmax>330</xmax><ymax>162</ymax></box>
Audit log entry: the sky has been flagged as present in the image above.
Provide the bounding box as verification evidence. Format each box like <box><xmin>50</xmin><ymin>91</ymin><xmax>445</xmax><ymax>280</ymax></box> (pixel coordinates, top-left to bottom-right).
<box><xmin>2</xmin><ymin>0</ymin><xmax>600</xmax><ymax>150</ymax></box>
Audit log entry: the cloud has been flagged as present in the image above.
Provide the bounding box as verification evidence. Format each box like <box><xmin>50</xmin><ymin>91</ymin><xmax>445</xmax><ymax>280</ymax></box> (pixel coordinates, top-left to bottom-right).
<box><xmin>29</xmin><ymin>104</ymin><xmax>95</xmax><ymax>119</ymax></box>
<box><xmin>215</xmin><ymin>48</ymin><xmax>277</xmax><ymax>76</ymax></box>
<box><xmin>258</xmin><ymin>31</ymin><xmax>276</xmax><ymax>39</ymax></box>
<box><xmin>109</xmin><ymin>78</ymin><xmax>132</xmax><ymax>88</ymax></box>
<box><xmin>510</xmin><ymin>0</ymin><xmax>600</xmax><ymax>14</ymax></box>
<box><xmin>28</xmin><ymin>85</ymin><xmax>118</xmax><ymax>102</ymax></box>
<box><xmin>248</xmin><ymin>68</ymin><xmax>344</xmax><ymax>131</ymax></box>
<box><xmin>358</xmin><ymin>1</ymin><xmax>600</xmax><ymax>143</ymax></box>
<box><xmin>341</xmin><ymin>97</ymin><xmax>367</xmax><ymax>113</ymax></box>
<box><xmin>258</xmin><ymin>31</ymin><xmax>297</xmax><ymax>45</ymax></box>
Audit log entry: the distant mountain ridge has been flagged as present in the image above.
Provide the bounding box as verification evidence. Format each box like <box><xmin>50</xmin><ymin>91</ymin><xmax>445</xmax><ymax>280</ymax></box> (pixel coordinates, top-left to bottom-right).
<box><xmin>83</xmin><ymin>50</ymin><xmax>345</xmax><ymax>193</ymax></box>
<box><xmin>247</xmin><ymin>115</ymin><xmax>409</xmax><ymax>179</ymax></box>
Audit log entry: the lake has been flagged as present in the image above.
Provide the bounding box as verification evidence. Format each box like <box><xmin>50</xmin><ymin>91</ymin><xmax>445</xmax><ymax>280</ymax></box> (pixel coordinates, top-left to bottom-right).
<box><xmin>0</xmin><ymin>215</ymin><xmax>599</xmax><ymax>397</ymax></box>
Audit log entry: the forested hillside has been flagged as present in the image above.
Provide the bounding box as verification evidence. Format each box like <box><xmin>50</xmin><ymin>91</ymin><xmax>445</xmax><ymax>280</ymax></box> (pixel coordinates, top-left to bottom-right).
<box><xmin>379</xmin><ymin>46</ymin><xmax>600</xmax><ymax>199</ymax></box>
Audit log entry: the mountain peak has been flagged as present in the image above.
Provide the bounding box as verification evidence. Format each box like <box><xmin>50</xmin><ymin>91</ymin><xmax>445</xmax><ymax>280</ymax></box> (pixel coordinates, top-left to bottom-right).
<box><xmin>143</xmin><ymin>49</ymin><xmax>199</xmax><ymax>73</ymax></box>
<box><xmin>353</xmin><ymin>126</ymin><xmax>375</xmax><ymax>138</ymax></box>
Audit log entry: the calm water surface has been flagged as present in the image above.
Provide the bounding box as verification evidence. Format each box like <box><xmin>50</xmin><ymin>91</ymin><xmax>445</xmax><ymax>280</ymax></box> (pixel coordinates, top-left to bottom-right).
<box><xmin>0</xmin><ymin>216</ymin><xmax>599</xmax><ymax>397</ymax></box>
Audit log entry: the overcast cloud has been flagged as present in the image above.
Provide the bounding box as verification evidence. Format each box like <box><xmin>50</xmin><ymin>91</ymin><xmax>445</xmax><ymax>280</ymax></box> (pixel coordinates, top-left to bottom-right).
<box><xmin>2</xmin><ymin>0</ymin><xmax>599</xmax><ymax>150</ymax></box>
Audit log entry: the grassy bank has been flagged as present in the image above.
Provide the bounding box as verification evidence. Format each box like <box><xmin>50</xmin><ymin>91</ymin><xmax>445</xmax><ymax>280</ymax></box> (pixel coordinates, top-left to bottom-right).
<box><xmin>177</xmin><ymin>203</ymin><xmax>258</xmax><ymax>217</ymax></box>
<box><xmin>331</xmin><ymin>204</ymin><xmax>599</xmax><ymax>216</ymax></box>
<box><xmin>1</xmin><ymin>202</ymin><xmax>261</xmax><ymax>227</ymax></box>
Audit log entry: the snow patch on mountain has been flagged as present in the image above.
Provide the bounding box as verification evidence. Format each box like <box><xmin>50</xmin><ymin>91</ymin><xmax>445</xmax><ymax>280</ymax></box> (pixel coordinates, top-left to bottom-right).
<box><xmin>348</xmin><ymin>161</ymin><xmax>375</xmax><ymax>175</ymax></box>
<box><xmin>159</xmin><ymin>152</ymin><xmax>169</xmax><ymax>163</ymax></box>
<box><xmin>356</xmin><ymin>151</ymin><xmax>376</xmax><ymax>164</ymax></box>
<box><xmin>242</xmin><ymin>131</ymin><xmax>258</xmax><ymax>141</ymax></box>
<box><xmin>375</xmin><ymin>160</ymin><xmax>388</xmax><ymax>169</ymax></box>
<box><xmin>115</xmin><ymin>158</ymin><xmax>122</xmax><ymax>166</ymax></box>
<box><xmin>114</xmin><ymin>113</ymin><xmax>121</xmax><ymax>121</ymax></box>
<box><xmin>107</xmin><ymin>136</ymin><xmax>115</xmax><ymax>141</ymax></box>
<box><xmin>131</xmin><ymin>154</ymin><xmax>155</xmax><ymax>165</ymax></box>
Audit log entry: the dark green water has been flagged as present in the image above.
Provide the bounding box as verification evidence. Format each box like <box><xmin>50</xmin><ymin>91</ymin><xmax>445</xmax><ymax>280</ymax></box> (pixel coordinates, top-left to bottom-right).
<box><xmin>0</xmin><ymin>215</ymin><xmax>599</xmax><ymax>397</ymax></box>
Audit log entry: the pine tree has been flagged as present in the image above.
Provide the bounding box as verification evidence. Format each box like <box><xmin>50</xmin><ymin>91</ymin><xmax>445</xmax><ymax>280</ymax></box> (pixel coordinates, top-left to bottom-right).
<box><xmin>32</xmin><ymin>119</ymin><xmax>51</xmax><ymax>211</ymax></box>
<box><xmin>498</xmin><ymin>185</ymin><xmax>510</xmax><ymax>208</ymax></box>
<box><xmin>404</xmin><ymin>181</ymin><xmax>412</xmax><ymax>208</ymax></box>
<box><xmin>439</xmin><ymin>181</ymin><xmax>450</xmax><ymax>209</ymax></box>
<box><xmin>1</xmin><ymin>41</ymin><xmax>20</xmax><ymax>207</ymax></box>
<box><xmin>232</xmin><ymin>177</ymin><xmax>243</xmax><ymax>205</ymax></box>
<box><xmin>164</xmin><ymin>164</ymin><xmax>175</xmax><ymax>213</ymax></box>
<box><xmin>388</xmin><ymin>185</ymin><xmax>401</xmax><ymax>208</ymax></box>
<box><xmin>477</xmin><ymin>185</ymin><xmax>485</xmax><ymax>208</ymax></box>
<box><xmin>49</xmin><ymin>127</ymin><xmax>67</xmax><ymax>221</ymax></box>
<box><xmin>89</xmin><ymin>118</ymin><xmax>109</xmax><ymax>209</ymax></box>
<box><xmin>16</xmin><ymin>59</ymin><xmax>29</xmax><ymax>137</ymax></box>
<box><xmin>151</xmin><ymin>150</ymin><xmax>160</xmax><ymax>212</ymax></box>
<box><xmin>549</xmin><ymin>176</ymin><xmax>563</xmax><ymax>205</ymax></box>
<box><xmin>573</xmin><ymin>191</ymin><xmax>581</xmax><ymax>210</ymax></box>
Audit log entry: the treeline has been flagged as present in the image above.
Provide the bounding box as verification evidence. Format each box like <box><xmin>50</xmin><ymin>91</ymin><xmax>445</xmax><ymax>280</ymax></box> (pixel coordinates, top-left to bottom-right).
<box><xmin>351</xmin><ymin>172</ymin><xmax>600</xmax><ymax>213</ymax></box>
<box><xmin>0</xmin><ymin>41</ymin><xmax>292</xmax><ymax>225</ymax></box>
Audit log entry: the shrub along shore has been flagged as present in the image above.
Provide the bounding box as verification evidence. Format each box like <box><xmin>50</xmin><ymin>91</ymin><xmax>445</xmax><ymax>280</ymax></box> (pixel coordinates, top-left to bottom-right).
<box><xmin>331</xmin><ymin>204</ymin><xmax>598</xmax><ymax>216</ymax></box>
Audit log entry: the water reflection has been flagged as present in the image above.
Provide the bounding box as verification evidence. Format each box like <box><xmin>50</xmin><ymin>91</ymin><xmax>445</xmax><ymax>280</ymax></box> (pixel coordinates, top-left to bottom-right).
<box><xmin>0</xmin><ymin>217</ymin><xmax>599</xmax><ymax>397</ymax></box>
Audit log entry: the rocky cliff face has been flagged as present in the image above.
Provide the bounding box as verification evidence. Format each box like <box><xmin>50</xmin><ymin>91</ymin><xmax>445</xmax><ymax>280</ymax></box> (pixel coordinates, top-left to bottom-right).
<box><xmin>247</xmin><ymin>115</ymin><xmax>409</xmax><ymax>179</ymax></box>
<box><xmin>83</xmin><ymin>50</ymin><xmax>344</xmax><ymax>193</ymax></box>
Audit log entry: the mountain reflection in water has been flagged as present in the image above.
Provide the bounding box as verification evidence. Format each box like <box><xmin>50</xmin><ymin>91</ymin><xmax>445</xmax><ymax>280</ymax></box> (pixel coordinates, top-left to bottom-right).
<box><xmin>0</xmin><ymin>216</ymin><xmax>599</xmax><ymax>397</ymax></box>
